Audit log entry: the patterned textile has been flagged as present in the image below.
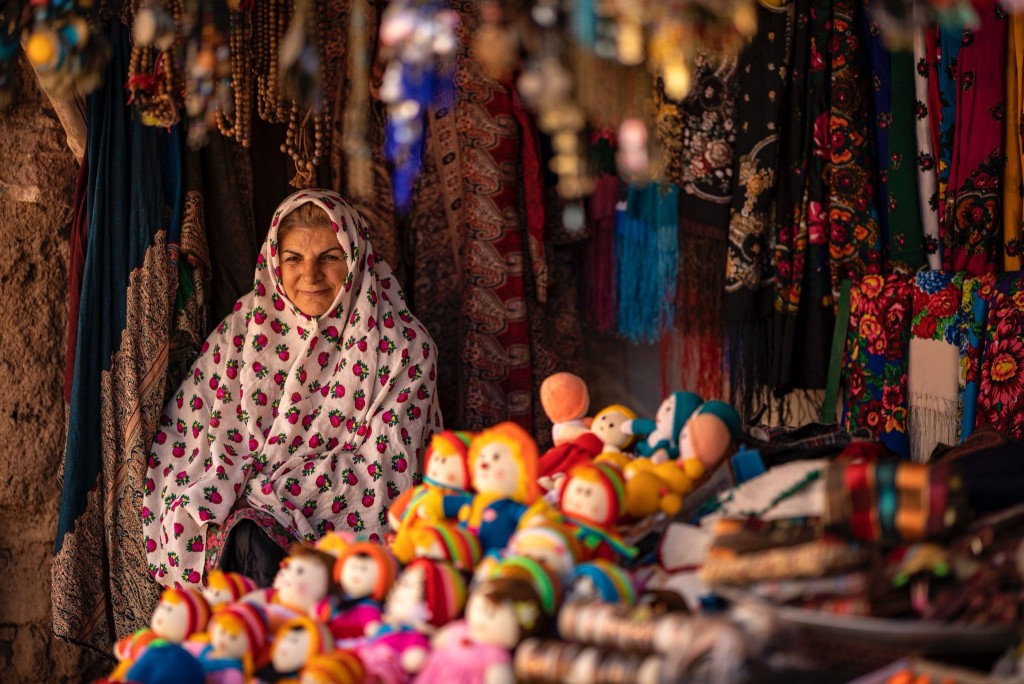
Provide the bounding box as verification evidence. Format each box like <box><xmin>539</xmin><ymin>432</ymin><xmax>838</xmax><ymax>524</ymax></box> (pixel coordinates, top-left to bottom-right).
<box><xmin>724</xmin><ymin>0</ymin><xmax>793</xmax><ymax>415</ymax></box>
<box><xmin>941</xmin><ymin>0</ymin><xmax>1007</xmax><ymax>275</ymax></box>
<box><xmin>975</xmin><ymin>273</ymin><xmax>1024</xmax><ymax>438</ymax></box>
<box><xmin>864</xmin><ymin>19</ymin><xmax>891</xmax><ymax>252</ymax></box>
<box><xmin>936</xmin><ymin>24</ymin><xmax>961</xmax><ymax>226</ymax></box>
<box><xmin>64</xmin><ymin>144</ymin><xmax>88</xmax><ymax>402</ymax></box>
<box><xmin>410</xmin><ymin>1</ymin><xmax>583</xmax><ymax>439</ymax></box>
<box><xmin>913</xmin><ymin>20</ymin><xmax>942</xmax><ymax>269</ymax></box>
<box><xmin>1005</xmin><ymin>14</ymin><xmax>1024</xmax><ymax>271</ymax></box>
<box><xmin>144</xmin><ymin>190</ymin><xmax>441</xmax><ymax>587</ymax></box>
<box><xmin>957</xmin><ymin>273</ymin><xmax>996</xmax><ymax>441</ymax></box>
<box><xmin>888</xmin><ymin>47</ymin><xmax>925</xmax><ymax>272</ymax></box>
<box><xmin>52</xmin><ymin>22</ymin><xmax>185</xmax><ymax>652</ymax></box>
<box><xmin>842</xmin><ymin>275</ymin><xmax>913</xmax><ymax>458</ymax></box>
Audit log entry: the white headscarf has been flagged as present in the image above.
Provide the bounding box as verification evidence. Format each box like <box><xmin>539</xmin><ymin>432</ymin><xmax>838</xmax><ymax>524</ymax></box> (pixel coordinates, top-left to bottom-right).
<box><xmin>143</xmin><ymin>189</ymin><xmax>440</xmax><ymax>587</ymax></box>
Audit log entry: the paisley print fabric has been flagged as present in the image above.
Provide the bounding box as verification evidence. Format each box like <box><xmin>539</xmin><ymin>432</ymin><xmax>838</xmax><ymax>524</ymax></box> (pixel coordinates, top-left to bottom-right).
<box><xmin>143</xmin><ymin>190</ymin><xmax>440</xmax><ymax>587</ymax></box>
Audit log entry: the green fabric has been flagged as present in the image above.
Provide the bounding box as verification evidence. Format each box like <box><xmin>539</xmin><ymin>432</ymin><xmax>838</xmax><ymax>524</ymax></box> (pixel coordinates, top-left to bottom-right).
<box><xmin>823</xmin><ymin>278</ymin><xmax>852</xmax><ymax>424</ymax></box>
<box><xmin>889</xmin><ymin>49</ymin><xmax>926</xmax><ymax>271</ymax></box>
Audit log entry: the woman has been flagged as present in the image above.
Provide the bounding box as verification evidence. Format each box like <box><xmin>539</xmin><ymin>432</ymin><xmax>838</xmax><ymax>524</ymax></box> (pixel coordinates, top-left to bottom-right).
<box><xmin>143</xmin><ymin>189</ymin><xmax>440</xmax><ymax>588</ymax></box>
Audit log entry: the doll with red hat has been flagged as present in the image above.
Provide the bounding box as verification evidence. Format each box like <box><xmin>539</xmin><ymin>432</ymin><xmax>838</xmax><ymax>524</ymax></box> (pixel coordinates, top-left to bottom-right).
<box><xmin>389</xmin><ymin>431</ymin><xmax>473</xmax><ymax>563</ymax></box>
<box><xmin>320</xmin><ymin>541</ymin><xmax>399</xmax><ymax>641</ymax></box>
<box><xmin>358</xmin><ymin>558</ymin><xmax>468</xmax><ymax>684</ymax></box>
<box><xmin>194</xmin><ymin>602</ymin><xmax>269</xmax><ymax>684</ymax></box>
<box><xmin>557</xmin><ymin>462</ymin><xmax>637</xmax><ymax>562</ymax></box>
<box><xmin>110</xmin><ymin>587</ymin><xmax>210</xmax><ymax>680</ymax></box>
<box><xmin>203</xmin><ymin>570</ymin><xmax>257</xmax><ymax>611</ymax></box>
<box><xmin>443</xmin><ymin>422</ymin><xmax>544</xmax><ymax>555</ymax></box>
<box><xmin>407</xmin><ymin>520</ymin><xmax>482</xmax><ymax>572</ymax></box>
<box><xmin>299</xmin><ymin>650</ymin><xmax>365</xmax><ymax>684</ymax></box>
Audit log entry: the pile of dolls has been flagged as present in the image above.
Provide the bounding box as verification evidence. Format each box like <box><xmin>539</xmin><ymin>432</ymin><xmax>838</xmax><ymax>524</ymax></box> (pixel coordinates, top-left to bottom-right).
<box><xmin>98</xmin><ymin>373</ymin><xmax>747</xmax><ymax>684</ymax></box>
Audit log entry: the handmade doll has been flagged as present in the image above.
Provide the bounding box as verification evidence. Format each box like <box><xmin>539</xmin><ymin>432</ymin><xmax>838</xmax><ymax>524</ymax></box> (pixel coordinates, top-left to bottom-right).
<box><xmin>413</xmin><ymin>577</ymin><xmax>548</xmax><ymax>684</ymax></box>
<box><xmin>111</xmin><ymin>587</ymin><xmax>210</xmax><ymax>680</ymax></box>
<box><xmin>444</xmin><ymin>422</ymin><xmax>542</xmax><ymax>554</ymax></box>
<box><xmin>122</xmin><ymin>643</ymin><xmax>205</xmax><ymax>684</ymax></box>
<box><xmin>567</xmin><ymin>560</ymin><xmax>637</xmax><ymax>606</ymax></box>
<box><xmin>539</xmin><ymin>372</ymin><xmax>591</xmax><ymax>446</ymax></box>
<box><xmin>260</xmin><ymin>546</ymin><xmax>340</xmax><ymax>633</ymax></box>
<box><xmin>505</xmin><ymin>524</ymin><xmax>582</xmax><ymax>582</ymax></box>
<box><xmin>489</xmin><ymin>556</ymin><xmax>562</xmax><ymax>619</ymax></box>
<box><xmin>299</xmin><ymin>650</ymin><xmax>365</xmax><ymax>684</ymax></box>
<box><xmin>537</xmin><ymin>430</ymin><xmax>605</xmax><ymax>496</ymax></box>
<box><xmin>389</xmin><ymin>431</ymin><xmax>473</xmax><ymax>563</ymax></box>
<box><xmin>259</xmin><ymin>615</ymin><xmax>335</xmax><ymax>683</ymax></box>
<box><xmin>314</xmin><ymin>531</ymin><xmax>357</xmax><ymax>558</ymax></box>
<box><xmin>590</xmin><ymin>404</ymin><xmax>638</xmax><ymax>455</ymax></box>
<box><xmin>204</xmin><ymin>570</ymin><xmax>257</xmax><ymax>610</ymax></box>
<box><xmin>676</xmin><ymin>400</ymin><xmax>741</xmax><ymax>481</ymax></box>
<box><xmin>623</xmin><ymin>391</ymin><xmax>703</xmax><ymax>460</ymax></box>
<box><xmin>621</xmin><ymin>467</ymin><xmax>683</xmax><ymax>519</ymax></box>
<box><xmin>194</xmin><ymin>602</ymin><xmax>269</xmax><ymax>684</ymax></box>
<box><xmin>358</xmin><ymin>558</ymin><xmax>467</xmax><ymax>684</ymax></box>
<box><xmin>321</xmin><ymin>541</ymin><xmax>399</xmax><ymax>640</ymax></box>
<box><xmin>557</xmin><ymin>462</ymin><xmax>636</xmax><ymax>561</ymax></box>
<box><xmin>407</xmin><ymin>520</ymin><xmax>482</xmax><ymax>572</ymax></box>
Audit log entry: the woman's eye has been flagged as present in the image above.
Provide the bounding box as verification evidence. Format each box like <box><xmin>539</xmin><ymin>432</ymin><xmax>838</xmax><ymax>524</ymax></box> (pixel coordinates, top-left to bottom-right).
<box><xmin>322</xmin><ymin>254</ymin><xmax>339</xmax><ymax>261</ymax></box>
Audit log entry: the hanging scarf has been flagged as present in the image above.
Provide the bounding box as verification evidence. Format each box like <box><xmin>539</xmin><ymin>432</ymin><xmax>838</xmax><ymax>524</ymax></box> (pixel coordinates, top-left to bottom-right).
<box><xmin>975</xmin><ymin>273</ymin><xmax>1024</xmax><ymax>438</ymax></box>
<box><xmin>889</xmin><ymin>46</ymin><xmax>926</xmax><ymax>272</ymax></box>
<box><xmin>957</xmin><ymin>273</ymin><xmax>996</xmax><ymax>441</ymax></box>
<box><xmin>724</xmin><ymin>0</ymin><xmax>794</xmax><ymax>417</ymax></box>
<box><xmin>842</xmin><ymin>274</ymin><xmax>913</xmax><ymax>458</ymax></box>
<box><xmin>864</xmin><ymin>19</ymin><xmax>891</xmax><ymax>254</ymax></box>
<box><xmin>144</xmin><ymin>189</ymin><xmax>441</xmax><ymax>588</ymax></box>
<box><xmin>941</xmin><ymin>0</ymin><xmax>1007</xmax><ymax>274</ymax></box>
<box><xmin>936</xmin><ymin>23</ymin><xmax>961</xmax><ymax>227</ymax></box>
<box><xmin>914</xmin><ymin>18</ymin><xmax>943</xmax><ymax>269</ymax></box>
<box><xmin>1004</xmin><ymin>14</ymin><xmax>1024</xmax><ymax>271</ymax></box>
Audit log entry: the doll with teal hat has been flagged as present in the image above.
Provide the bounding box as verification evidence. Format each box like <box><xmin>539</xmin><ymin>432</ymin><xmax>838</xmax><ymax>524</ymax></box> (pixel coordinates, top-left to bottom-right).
<box><xmin>676</xmin><ymin>399</ymin><xmax>742</xmax><ymax>484</ymax></box>
<box><xmin>623</xmin><ymin>391</ymin><xmax>704</xmax><ymax>460</ymax></box>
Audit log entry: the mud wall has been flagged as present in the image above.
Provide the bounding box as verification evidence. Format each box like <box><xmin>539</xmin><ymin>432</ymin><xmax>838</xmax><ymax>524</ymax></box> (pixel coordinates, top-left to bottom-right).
<box><xmin>0</xmin><ymin>58</ymin><xmax>106</xmax><ymax>682</ymax></box>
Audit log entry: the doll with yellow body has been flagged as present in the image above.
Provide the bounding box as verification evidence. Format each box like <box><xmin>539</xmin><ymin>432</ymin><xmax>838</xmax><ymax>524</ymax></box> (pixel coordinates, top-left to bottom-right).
<box><xmin>389</xmin><ymin>431</ymin><xmax>473</xmax><ymax>563</ymax></box>
<box><xmin>299</xmin><ymin>650</ymin><xmax>365</xmax><ymax>684</ymax></box>
<box><xmin>443</xmin><ymin>422</ymin><xmax>545</xmax><ymax>555</ymax></box>
<box><xmin>110</xmin><ymin>587</ymin><xmax>210</xmax><ymax>680</ymax></box>
<box><xmin>257</xmin><ymin>615</ymin><xmax>335</xmax><ymax>684</ymax></box>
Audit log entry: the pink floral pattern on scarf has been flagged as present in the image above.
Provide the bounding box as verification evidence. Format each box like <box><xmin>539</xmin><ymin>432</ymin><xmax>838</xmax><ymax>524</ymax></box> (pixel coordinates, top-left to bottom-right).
<box><xmin>143</xmin><ymin>189</ymin><xmax>440</xmax><ymax>587</ymax></box>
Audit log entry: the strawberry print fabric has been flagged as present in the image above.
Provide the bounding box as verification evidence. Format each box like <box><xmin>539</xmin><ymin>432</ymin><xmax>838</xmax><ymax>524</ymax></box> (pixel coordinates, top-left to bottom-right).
<box><xmin>143</xmin><ymin>189</ymin><xmax>440</xmax><ymax>587</ymax></box>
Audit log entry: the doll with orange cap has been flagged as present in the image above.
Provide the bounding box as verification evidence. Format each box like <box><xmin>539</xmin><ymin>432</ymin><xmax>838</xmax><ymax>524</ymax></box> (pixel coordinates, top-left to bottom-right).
<box><xmin>359</xmin><ymin>558</ymin><xmax>468</xmax><ymax>684</ymax></box>
<box><xmin>557</xmin><ymin>462</ymin><xmax>637</xmax><ymax>562</ymax></box>
<box><xmin>319</xmin><ymin>541</ymin><xmax>400</xmax><ymax>641</ymax></box>
<box><xmin>443</xmin><ymin>422</ymin><xmax>543</xmax><ymax>555</ymax></box>
<box><xmin>194</xmin><ymin>602</ymin><xmax>269</xmax><ymax>684</ymax></box>
<box><xmin>539</xmin><ymin>372</ymin><xmax>592</xmax><ymax>446</ymax></box>
<box><xmin>257</xmin><ymin>615</ymin><xmax>335</xmax><ymax>683</ymax></box>
<box><xmin>110</xmin><ymin>587</ymin><xmax>210</xmax><ymax>680</ymax></box>
<box><xmin>299</xmin><ymin>650</ymin><xmax>365</xmax><ymax>684</ymax></box>
<box><xmin>203</xmin><ymin>570</ymin><xmax>257</xmax><ymax>611</ymax></box>
<box><xmin>388</xmin><ymin>431</ymin><xmax>473</xmax><ymax>563</ymax></box>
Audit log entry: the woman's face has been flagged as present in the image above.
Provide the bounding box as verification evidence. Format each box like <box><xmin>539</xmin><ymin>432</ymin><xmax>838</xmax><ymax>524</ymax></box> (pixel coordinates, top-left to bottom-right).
<box><xmin>279</xmin><ymin>225</ymin><xmax>348</xmax><ymax>317</ymax></box>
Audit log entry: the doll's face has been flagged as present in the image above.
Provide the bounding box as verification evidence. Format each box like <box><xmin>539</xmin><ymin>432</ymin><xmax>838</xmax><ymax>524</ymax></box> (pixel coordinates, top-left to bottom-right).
<box><xmin>473</xmin><ymin>442</ymin><xmax>519</xmax><ymax>497</ymax></box>
<box><xmin>150</xmin><ymin>598</ymin><xmax>190</xmax><ymax>642</ymax></box>
<box><xmin>340</xmin><ymin>553</ymin><xmax>379</xmax><ymax>599</ymax></box>
<box><xmin>273</xmin><ymin>626</ymin><xmax>313</xmax><ymax>673</ymax></box>
<box><xmin>591</xmin><ymin>410</ymin><xmax>631</xmax><ymax>448</ymax></box>
<box><xmin>211</xmin><ymin>618</ymin><xmax>251</xmax><ymax>659</ymax></box>
<box><xmin>414</xmin><ymin>537</ymin><xmax>448</xmax><ymax>563</ymax></box>
<box><xmin>276</xmin><ymin>556</ymin><xmax>330</xmax><ymax>611</ymax></box>
<box><xmin>562</xmin><ymin>476</ymin><xmax>611</xmax><ymax>525</ymax></box>
<box><xmin>465</xmin><ymin>592</ymin><xmax>522</xmax><ymax>649</ymax></box>
<box><xmin>204</xmin><ymin>586</ymin><xmax>235</xmax><ymax>609</ymax></box>
<box><xmin>508</xmin><ymin>533</ymin><xmax>573</xmax><ymax>578</ymax></box>
<box><xmin>426</xmin><ymin>449</ymin><xmax>467</xmax><ymax>489</ymax></box>
<box><xmin>385</xmin><ymin>565</ymin><xmax>428</xmax><ymax>625</ymax></box>
<box><xmin>655</xmin><ymin>395</ymin><xmax>676</xmax><ymax>431</ymax></box>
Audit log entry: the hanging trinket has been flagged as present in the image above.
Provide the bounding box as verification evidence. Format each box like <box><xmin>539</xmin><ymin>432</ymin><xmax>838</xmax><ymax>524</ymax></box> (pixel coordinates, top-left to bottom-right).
<box><xmin>279</xmin><ymin>0</ymin><xmax>330</xmax><ymax>188</ymax></box>
<box><xmin>22</xmin><ymin>0</ymin><xmax>110</xmax><ymax>101</ymax></box>
<box><xmin>378</xmin><ymin>0</ymin><xmax>459</xmax><ymax>211</ymax></box>
<box><xmin>127</xmin><ymin>0</ymin><xmax>185</xmax><ymax>128</ymax></box>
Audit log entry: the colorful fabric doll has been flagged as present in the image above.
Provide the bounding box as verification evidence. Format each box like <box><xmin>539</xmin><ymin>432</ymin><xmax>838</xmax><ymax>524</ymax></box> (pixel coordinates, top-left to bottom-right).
<box><xmin>111</xmin><ymin>587</ymin><xmax>210</xmax><ymax>680</ymax></box>
<box><xmin>258</xmin><ymin>545</ymin><xmax>339</xmax><ymax>634</ymax></box>
<box><xmin>557</xmin><ymin>462</ymin><xmax>637</xmax><ymax>561</ymax></box>
<box><xmin>676</xmin><ymin>400</ymin><xmax>741</xmax><ymax>483</ymax></box>
<box><xmin>590</xmin><ymin>404</ymin><xmax>639</xmax><ymax>455</ymax></box>
<box><xmin>195</xmin><ymin>602</ymin><xmax>269</xmax><ymax>684</ymax></box>
<box><xmin>413</xmin><ymin>577</ymin><xmax>549</xmax><ymax>684</ymax></box>
<box><xmin>203</xmin><ymin>570</ymin><xmax>257</xmax><ymax>610</ymax></box>
<box><xmin>567</xmin><ymin>560</ymin><xmax>637</xmax><ymax>606</ymax></box>
<box><xmin>623</xmin><ymin>391</ymin><xmax>703</xmax><ymax>460</ymax></box>
<box><xmin>259</xmin><ymin>616</ymin><xmax>335</xmax><ymax>684</ymax></box>
<box><xmin>539</xmin><ymin>372</ymin><xmax>591</xmax><ymax>446</ymax></box>
<box><xmin>407</xmin><ymin>520</ymin><xmax>482</xmax><ymax>572</ymax></box>
<box><xmin>489</xmin><ymin>556</ymin><xmax>563</xmax><ymax>619</ymax></box>
<box><xmin>314</xmin><ymin>531</ymin><xmax>357</xmax><ymax>559</ymax></box>
<box><xmin>358</xmin><ymin>559</ymin><xmax>467</xmax><ymax>684</ymax></box>
<box><xmin>389</xmin><ymin>431</ymin><xmax>473</xmax><ymax>563</ymax></box>
<box><xmin>505</xmin><ymin>524</ymin><xmax>583</xmax><ymax>582</ymax></box>
<box><xmin>444</xmin><ymin>422</ymin><xmax>541</xmax><ymax>554</ymax></box>
<box><xmin>123</xmin><ymin>643</ymin><xmax>205</xmax><ymax>684</ymax></box>
<box><xmin>322</xmin><ymin>541</ymin><xmax>400</xmax><ymax>640</ymax></box>
<box><xmin>299</xmin><ymin>650</ymin><xmax>365</xmax><ymax>684</ymax></box>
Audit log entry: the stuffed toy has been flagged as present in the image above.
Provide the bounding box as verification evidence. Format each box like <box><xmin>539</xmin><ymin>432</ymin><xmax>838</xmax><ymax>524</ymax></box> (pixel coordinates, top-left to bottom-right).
<box><xmin>504</xmin><ymin>524</ymin><xmax>583</xmax><ymax>582</ymax></box>
<box><xmin>258</xmin><ymin>616</ymin><xmax>335</xmax><ymax>683</ymax></box>
<box><xmin>537</xmin><ymin>431</ymin><xmax>605</xmax><ymax>494</ymax></box>
<box><xmin>194</xmin><ymin>602</ymin><xmax>269</xmax><ymax>684</ymax></box>
<box><xmin>123</xmin><ymin>643</ymin><xmax>205</xmax><ymax>684</ymax></box>
<box><xmin>358</xmin><ymin>559</ymin><xmax>468</xmax><ymax>684</ymax></box>
<box><xmin>203</xmin><ymin>570</ymin><xmax>257</xmax><ymax>610</ymax></box>
<box><xmin>299</xmin><ymin>650</ymin><xmax>365</xmax><ymax>684</ymax></box>
<box><xmin>676</xmin><ymin>400</ymin><xmax>741</xmax><ymax>481</ymax></box>
<box><xmin>413</xmin><ymin>577</ymin><xmax>548</xmax><ymax>684</ymax></box>
<box><xmin>256</xmin><ymin>545</ymin><xmax>339</xmax><ymax>634</ymax></box>
<box><xmin>623</xmin><ymin>391</ymin><xmax>703</xmax><ymax>461</ymax></box>
<box><xmin>389</xmin><ymin>431</ymin><xmax>473</xmax><ymax>563</ymax></box>
<box><xmin>111</xmin><ymin>587</ymin><xmax>210</xmax><ymax>680</ymax></box>
<box><xmin>567</xmin><ymin>560</ymin><xmax>636</xmax><ymax>606</ymax></box>
<box><xmin>622</xmin><ymin>468</ymin><xmax>683</xmax><ymax>519</ymax></box>
<box><xmin>443</xmin><ymin>422</ymin><xmax>542</xmax><ymax>554</ymax></box>
<box><xmin>407</xmin><ymin>520</ymin><xmax>482</xmax><ymax>572</ymax></box>
<box><xmin>590</xmin><ymin>404</ymin><xmax>638</xmax><ymax>454</ymax></box>
<box><xmin>488</xmin><ymin>556</ymin><xmax>563</xmax><ymax>619</ymax></box>
<box><xmin>314</xmin><ymin>531</ymin><xmax>357</xmax><ymax>558</ymax></box>
<box><xmin>320</xmin><ymin>541</ymin><xmax>400</xmax><ymax>640</ymax></box>
<box><xmin>556</xmin><ymin>462</ymin><xmax>637</xmax><ymax>561</ymax></box>
<box><xmin>539</xmin><ymin>372</ymin><xmax>592</xmax><ymax>446</ymax></box>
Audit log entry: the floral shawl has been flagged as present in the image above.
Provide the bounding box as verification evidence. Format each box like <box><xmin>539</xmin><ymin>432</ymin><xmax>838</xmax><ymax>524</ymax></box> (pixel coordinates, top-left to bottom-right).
<box><xmin>143</xmin><ymin>189</ymin><xmax>440</xmax><ymax>587</ymax></box>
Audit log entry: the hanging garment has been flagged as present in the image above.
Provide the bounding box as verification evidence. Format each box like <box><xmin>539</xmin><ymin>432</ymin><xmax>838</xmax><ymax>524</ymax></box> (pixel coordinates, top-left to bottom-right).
<box><xmin>888</xmin><ymin>46</ymin><xmax>926</xmax><ymax>272</ymax></box>
<box><xmin>936</xmin><ymin>23</ymin><xmax>961</xmax><ymax>228</ymax></box>
<box><xmin>974</xmin><ymin>273</ymin><xmax>1024</xmax><ymax>438</ymax></box>
<box><xmin>913</xmin><ymin>18</ymin><xmax>943</xmax><ymax>269</ymax></box>
<box><xmin>956</xmin><ymin>273</ymin><xmax>996</xmax><ymax>441</ymax></box>
<box><xmin>864</xmin><ymin>18</ymin><xmax>891</xmax><ymax>255</ymax></box>
<box><xmin>144</xmin><ymin>189</ymin><xmax>441</xmax><ymax>588</ymax></box>
<box><xmin>1004</xmin><ymin>14</ymin><xmax>1024</xmax><ymax>271</ymax></box>
<box><xmin>724</xmin><ymin>0</ymin><xmax>794</xmax><ymax>417</ymax></box>
<box><xmin>942</xmin><ymin>0</ymin><xmax>1008</xmax><ymax>274</ymax></box>
<box><xmin>52</xmin><ymin>22</ymin><xmax>189</xmax><ymax>652</ymax></box>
